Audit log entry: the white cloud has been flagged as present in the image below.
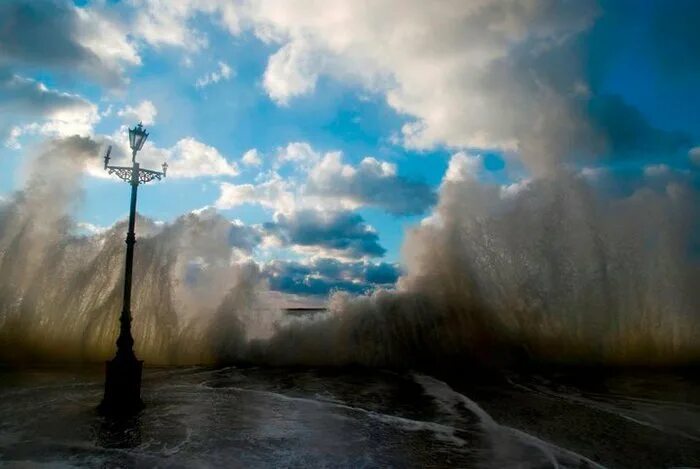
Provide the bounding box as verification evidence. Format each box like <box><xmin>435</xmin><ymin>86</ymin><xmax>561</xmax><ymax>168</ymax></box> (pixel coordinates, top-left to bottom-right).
<box><xmin>117</xmin><ymin>100</ymin><xmax>158</xmax><ymax>125</ymax></box>
<box><xmin>216</xmin><ymin>174</ymin><xmax>295</xmax><ymax>211</ymax></box>
<box><xmin>242</xmin><ymin>149</ymin><xmax>263</xmax><ymax>166</ymax></box>
<box><xmin>130</xmin><ymin>0</ymin><xmax>241</xmax><ymax>51</ymax></box>
<box><xmin>127</xmin><ymin>137</ymin><xmax>237</xmax><ymax>179</ymax></box>
<box><xmin>263</xmin><ymin>40</ymin><xmax>320</xmax><ymax>104</ymax></box>
<box><xmin>0</xmin><ymin>1</ymin><xmax>141</xmax><ymax>88</ymax></box>
<box><xmin>63</xmin><ymin>1</ymin><xmax>597</xmax><ymax>171</ymax></box>
<box><xmin>443</xmin><ymin>152</ymin><xmax>483</xmax><ymax>182</ymax></box>
<box><xmin>131</xmin><ymin>0</ymin><xmax>209</xmax><ymax>50</ymax></box>
<box><xmin>74</xmin><ymin>5</ymin><xmax>141</xmax><ymax>76</ymax></box>
<box><xmin>22</xmin><ymin>110</ymin><xmax>100</xmax><ymax>139</ymax></box>
<box><xmin>263</xmin><ymin>209</ymin><xmax>386</xmax><ymax>259</ymax></box>
<box><xmin>4</xmin><ymin>109</ymin><xmax>100</xmax><ymax>149</ymax></box>
<box><xmin>90</xmin><ymin>130</ymin><xmax>237</xmax><ymax>179</ymax></box>
<box><xmin>41</xmin><ymin>0</ymin><xmax>600</xmax><ymax>174</ymax></box>
<box><xmin>1</xmin><ymin>75</ymin><xmax>100</xmax><ymax>147</ymax></box>
<box><xmin>240</xmin><ymin>0</ymin><xmax>598</xmax><ymax>172</ymax></box>
<box><xmin>306</xmin><ymin>152</ymin><xmax>435</xmax><ymax>215</ymax></box>
<box><xmin>276</xmin><ymin>141</ymin><xmax>321</xmax><ymax>167</ymax></box>
<box><xmin>196</xmin><ymin>61</ymin><xmax>234</xmax><ymax>88</ymax></box>
<box><xmin>166</xmin><ymin>138</ymin><xmax>239</xmax><ymax>177</ymax></box>
<box><xmin>217</xmin><ymin>142</ymin><xmax>435</xmax><ymax>216</ymax></box>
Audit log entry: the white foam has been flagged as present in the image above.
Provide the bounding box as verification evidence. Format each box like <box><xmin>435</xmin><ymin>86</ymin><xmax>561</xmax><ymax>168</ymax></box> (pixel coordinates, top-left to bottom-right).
<box><xmin>414</xmin><ymin>373</ymin><xmax>606</xmax><ymax>469</ymax></box>
<box><xmin>198</xmin><ymin>380</ymin><xmax>470</xmax><ymax>447</ymax></box>
<box><xmin>508</xmin><ymin>377</ymin><xmax>700</xmax><ymax>443</ymax></box>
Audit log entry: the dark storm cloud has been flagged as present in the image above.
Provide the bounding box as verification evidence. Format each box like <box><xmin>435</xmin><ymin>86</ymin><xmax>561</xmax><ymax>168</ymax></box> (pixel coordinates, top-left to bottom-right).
<box><xmin>0</xmin><ymin>0</ymin><xmax>131</xmax><ymax>87</ymax></box>
<box><xmin>264</xmin><ymin>210</ymin><xmax>386</xmax><ymax>259</ymax></box>
<box><xmin>263</xmin><ymin>258</ymin><xmax>400</xmax><ymax>296</ymax></box>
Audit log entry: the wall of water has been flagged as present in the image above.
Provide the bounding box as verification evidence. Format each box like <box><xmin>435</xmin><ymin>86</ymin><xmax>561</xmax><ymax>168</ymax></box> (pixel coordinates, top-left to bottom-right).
<box><xmin>1</xmin><ymin>137</ymin><xmax>699</xmax><ymax>367</ymax></box>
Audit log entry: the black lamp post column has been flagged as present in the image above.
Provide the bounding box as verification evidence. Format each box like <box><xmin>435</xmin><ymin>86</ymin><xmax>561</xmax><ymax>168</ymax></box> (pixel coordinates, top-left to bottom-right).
<box><xmin>99</xmin><ymin>123</ymin><xmax>167</xmax><ymax>414</ymax></box>
<box><xmin>116</xmin><ymin>161</ymin><xmax>139</xmax><ymax>361</ymax></box>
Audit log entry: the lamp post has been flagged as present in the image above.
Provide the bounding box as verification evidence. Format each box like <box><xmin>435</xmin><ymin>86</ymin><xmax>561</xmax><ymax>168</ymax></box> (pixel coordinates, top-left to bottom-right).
<box><xmin>99</xmin><ymin>122</ymin><xmax>167</xmax><ymax>414</ymax></box>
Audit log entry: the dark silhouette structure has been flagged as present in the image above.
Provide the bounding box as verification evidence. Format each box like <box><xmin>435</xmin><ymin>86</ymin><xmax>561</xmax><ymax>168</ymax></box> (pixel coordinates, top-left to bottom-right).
<box><xmin>99</xmin><ymin>123</ymin><xmax>167</xmax><ymax>414</ymax></box>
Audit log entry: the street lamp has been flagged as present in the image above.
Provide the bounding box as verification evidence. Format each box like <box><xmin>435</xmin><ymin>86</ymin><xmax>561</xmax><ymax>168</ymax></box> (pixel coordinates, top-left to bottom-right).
<box><xmin>129</xmin><ymin>122</ymin><xmax>149</xmax><ymax>157</ymax></box>
<box><xmin>99</xmin><ymin>122</ymin><xmax>167</xmax><ymax>414</ymax></box>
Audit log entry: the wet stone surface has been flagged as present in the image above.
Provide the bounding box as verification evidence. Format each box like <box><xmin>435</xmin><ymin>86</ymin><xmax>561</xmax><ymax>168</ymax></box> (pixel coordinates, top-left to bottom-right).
<box><xmin>0</xmin><ymin>366</ymin><xmax>698</xmax><ymax>468</ymax></box>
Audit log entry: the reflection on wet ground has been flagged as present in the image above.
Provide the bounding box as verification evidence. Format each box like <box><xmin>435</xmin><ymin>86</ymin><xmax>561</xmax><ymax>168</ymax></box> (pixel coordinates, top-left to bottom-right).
<box><xmin>0</xmin><ymin>365</ymin><xmax>698</xmax><ymax>468</ymax></box>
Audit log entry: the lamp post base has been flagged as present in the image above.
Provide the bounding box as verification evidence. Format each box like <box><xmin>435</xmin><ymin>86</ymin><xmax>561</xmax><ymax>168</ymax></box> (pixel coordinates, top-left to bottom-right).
<box><xmin>99</xmin><ymin>357</ymin><xmax>144</xmax><ymax>415</ymax></box>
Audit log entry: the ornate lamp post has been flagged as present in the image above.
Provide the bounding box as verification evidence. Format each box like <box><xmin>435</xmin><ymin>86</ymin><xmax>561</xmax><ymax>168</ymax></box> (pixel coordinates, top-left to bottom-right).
<box><xmin>99</xmin><ymin>122</ymin><xmax>167</xmax><ymax>414</ymax></box>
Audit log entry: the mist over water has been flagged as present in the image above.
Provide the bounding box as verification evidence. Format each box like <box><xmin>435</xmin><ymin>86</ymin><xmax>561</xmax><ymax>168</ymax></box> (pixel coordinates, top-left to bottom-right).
<box><xmin>1</xmin><ymin>136</ymin><xmax>699</xmax><ymax>368</ymax></box>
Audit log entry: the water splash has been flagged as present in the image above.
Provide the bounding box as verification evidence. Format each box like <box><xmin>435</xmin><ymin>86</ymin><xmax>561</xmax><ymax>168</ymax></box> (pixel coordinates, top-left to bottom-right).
<box><xmin>0</xmin><ymin>137</ymin><xmax>279</xmax><ymax>364</ymax></box>
<box><xmin>1</xmin><ymin>138</ymin><xmax>699</xmax><ymax>367</ymax></box>
<box><xmin>252</xmin><ymin>169</ymin><xmax>700</xmax><ymax>368</ymax></box>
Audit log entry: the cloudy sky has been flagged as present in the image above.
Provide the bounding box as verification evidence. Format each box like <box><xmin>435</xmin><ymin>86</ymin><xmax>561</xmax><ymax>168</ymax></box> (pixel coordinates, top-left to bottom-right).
<box><xmin>1</xmin><ymin>0</ymin><xmax>699</xmax><ymax>302</ymax></box>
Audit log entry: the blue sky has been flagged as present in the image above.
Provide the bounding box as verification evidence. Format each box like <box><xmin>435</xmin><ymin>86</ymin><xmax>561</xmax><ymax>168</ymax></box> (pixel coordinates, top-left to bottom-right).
<box><xmin>1</xmin><ymin>0</ymin><xmax>699</xmax><ymax>301</ymax></box>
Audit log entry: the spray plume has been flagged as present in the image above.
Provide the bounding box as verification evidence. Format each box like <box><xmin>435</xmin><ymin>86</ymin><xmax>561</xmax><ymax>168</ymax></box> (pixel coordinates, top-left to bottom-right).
<box><xmin>2</xmin><ymin>0</ymin><xmax>700</xmax><ymax>368</ymax></box>
<box><xmin>1</xmin><ymin>138</ymin><xmax>699</xmax><ymax>367</ymax></box>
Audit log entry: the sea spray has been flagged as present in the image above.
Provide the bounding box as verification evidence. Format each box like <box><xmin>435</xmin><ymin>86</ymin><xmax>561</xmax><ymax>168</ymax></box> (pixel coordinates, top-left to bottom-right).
<box><xmin>1</xmin><ymin>137</ymin><xmax>699</xmax><ymax>367</ymax></box>
<box><xmin>248</xmin><ymin>168</ymin><xmax>700</xmax><ymax>368</ymax></box>
<box><xmin>0</xmin><ymin>137</ymin><xmax>279</xmax><ymax>364</ymax></box>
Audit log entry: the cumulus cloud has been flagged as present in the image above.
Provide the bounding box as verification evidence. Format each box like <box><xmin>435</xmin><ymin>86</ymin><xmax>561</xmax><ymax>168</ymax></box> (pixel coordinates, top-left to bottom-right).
<box><xmin>263</xmin><ymin>40</ymin><xmax>320</xmax><ymax>105</ymax></box>
<box><xmin>0</xmin><ymin>0</ymin><xmax>139</xmax><ymax>87</ymax></box>
<box><xmin>228</xmin><ymin>219</ymin><xmax>264</xmax><ymax>253</ymax></box>
<box><xmin>145</xmin><ymin>137</ymin><xmax>239</xmax><ymax>178</ymax></box>
<box><xmin>238</xmin><ymin>0</ymin><xmax>600</xmax><ymax>172</ymax></box>
<box><xmin>263</xmin><ymin>257</ymin><xmax>399</xmax><ymax>296</ymax></box>
<box><xmin>117</xmin><ymin>100</ymin><xmax>158</xmax><ymax>125</ymax></box>
<box><xmin>0</xmin><ymin>74</ymin><xmax>92</xmax><ymax>119</ymax></box>
<box><xmin>241</xmin><ymin>149</ymin><xmax>262</xmax><ymax>166</ymax></box>
<box><xmin>55</xmin><ymin>0</ymin><xmax>689</xmax><ymax>177</ymax></box>
<box><xmin>130</xmin><ymin>0</ymin><xmax>241</xmax><ymax>51</ymax></box>
<box><xmin>92</xmin><ymin>132</ymin><xmax>238</xmax><ymax>179</ymax></box>
<box><xmin>306</xmin><ymin>152</ymin><xmax>436</xmax><ymax>215</ymax></box>
<box><xmin>1</xmin><ymin>73</ymin><xmax>99</xmax><ymax>147</ymax></box>
<box><xmin>263</xmin><ymin>210</ymin><xmax>385</xmax><ymax>259</ymax></box>
<box><xmin>196</xmin><ymin>61</ymin><xmax>233</xmax><ymax>88</ymax></box>
<box><xmin>276</xmin><ymin>141</ymin><xmax>320</xmax><ymax>167</ymax></box>
<box><xmin>216</xmin><ymin>174</ymin><xmax>295</xmax><ymax>211</ymax></box>
<box><xmin>217</xmin><ymin>142</ymin><xmax>435</xmax><ymax>216</ymax></box>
